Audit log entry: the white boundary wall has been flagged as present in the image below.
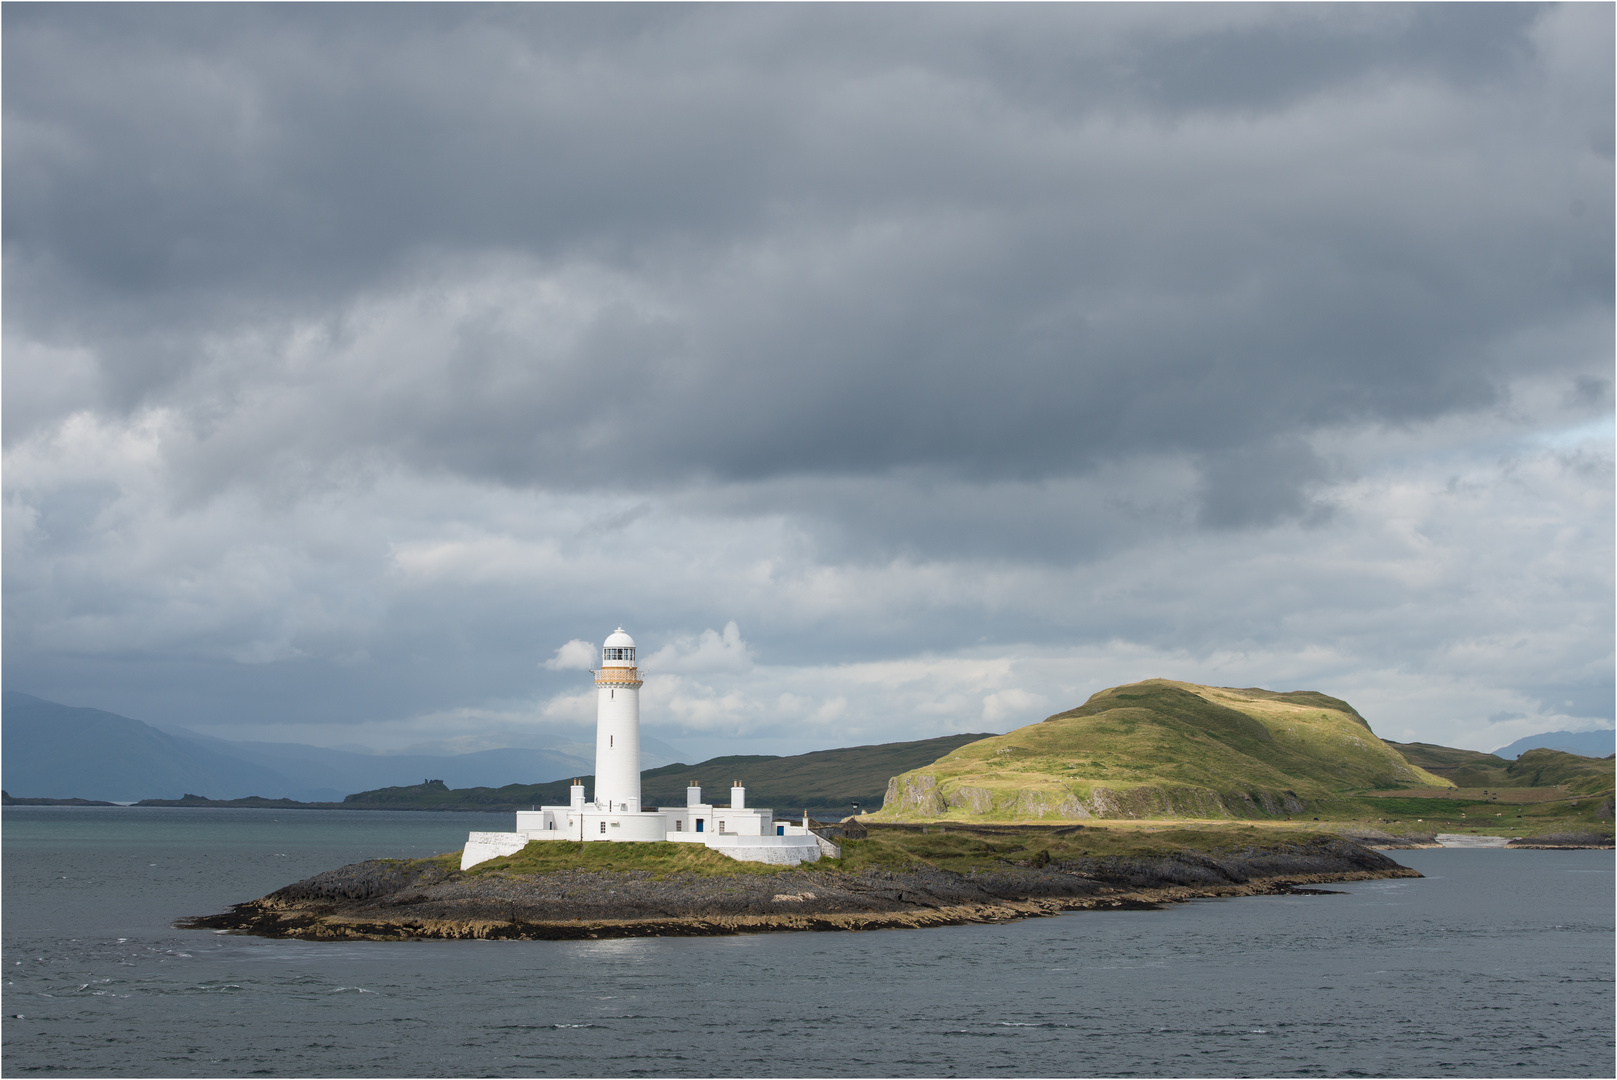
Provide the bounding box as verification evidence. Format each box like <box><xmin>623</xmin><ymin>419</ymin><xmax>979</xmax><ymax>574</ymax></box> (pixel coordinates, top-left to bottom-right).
<box><xmin>462</xmin><ymin>811</ymin><xmax>837</xmax><ymax>867</ymax></box>
<box><xmin>461</xmin><ymin>832</ymin><xmax>531</xmax><ymax>870</ymax></box>
<box><xmin>703</xmin><ymin>834</ymin><xmax>824</xmax><ymax>865</ymax></box>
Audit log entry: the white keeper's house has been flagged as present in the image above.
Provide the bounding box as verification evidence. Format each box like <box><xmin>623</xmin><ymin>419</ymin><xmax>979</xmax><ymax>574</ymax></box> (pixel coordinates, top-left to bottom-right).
<box><xmin>462</xmin><ymin>628</ymin><xmax>832</xmax><ymax>869</ymax></box>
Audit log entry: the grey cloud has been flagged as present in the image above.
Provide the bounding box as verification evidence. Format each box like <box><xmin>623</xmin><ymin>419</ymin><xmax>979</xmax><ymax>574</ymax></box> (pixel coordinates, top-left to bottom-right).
<box><xmin>3</xmin><ymin>5</ymin><xmax>1610</xmax><ymax>751</ymax></box>
<box><xmin>5</xmin><ymin>4</ymin><xmax>1610</xmax><ymax>499</ymax></box>
<box><xmin>1196</xmin><ymin>438</ymin><xmax>1333</xmax><ymax>530</ymax></box>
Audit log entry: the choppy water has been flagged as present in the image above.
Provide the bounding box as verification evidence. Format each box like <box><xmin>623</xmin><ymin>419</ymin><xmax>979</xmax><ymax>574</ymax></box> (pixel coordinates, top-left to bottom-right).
<box><xmin>3</xmin><ymin>807</ymin><xmax>1612</xmax><ymax>1077</ymax></box>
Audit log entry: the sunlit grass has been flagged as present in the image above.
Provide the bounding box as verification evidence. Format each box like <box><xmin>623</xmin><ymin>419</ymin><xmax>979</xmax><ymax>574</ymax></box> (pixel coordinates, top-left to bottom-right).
<box><xmin>462</xmin><ymin>841</ymin><xmax>794</xmax><ymax>879</ymax></box>
<box><xmin>874</xmin><ymin>679</ymin><xmax>1467</xmax><ymax>823</ymax></box>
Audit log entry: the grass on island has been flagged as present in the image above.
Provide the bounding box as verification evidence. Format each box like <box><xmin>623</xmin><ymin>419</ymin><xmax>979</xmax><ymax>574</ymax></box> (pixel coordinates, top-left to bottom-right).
<box><xmin>446</xmin><ymin>822</ymin><xmax>1367</xmax><ymax>881</ymax></box>
<box><xmin>832</xmin><ymin>821</ymin><xmax>1337</xmax><ymax>874</ymax></box>
<box><xmin>440</xmin><ymin>799</ymin><xmax>1613</xmax><ymax>883</ymax></box>
<box><xmin>460</xmin><ymin>841</ymin><xmax>797</xmax><ymax>879</ymax></box>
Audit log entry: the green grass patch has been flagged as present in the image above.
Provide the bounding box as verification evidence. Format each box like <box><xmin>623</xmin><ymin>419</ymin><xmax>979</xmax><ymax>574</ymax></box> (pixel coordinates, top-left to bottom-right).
<box><xmin>452</xmin><ymin>825</ymin><xmax>1352</xmax><ymax>881</ymax></box>
<box><xmin>463</xmin><ymin>841</ymin><xmax>796</xmax><ymax>879</ymax></box>
<box><xmin>1350</xmin><ymin>797</ymin><xmax>1493</xmax><ymax>817</ymax></box>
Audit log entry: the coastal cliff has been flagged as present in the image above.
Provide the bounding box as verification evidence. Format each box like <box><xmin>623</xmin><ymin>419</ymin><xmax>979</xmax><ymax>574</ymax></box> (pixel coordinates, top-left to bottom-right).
<box><xmin>182</xmin><ymin>833</ymin><xmax>1417</xmax><ymax>941</ymax></box>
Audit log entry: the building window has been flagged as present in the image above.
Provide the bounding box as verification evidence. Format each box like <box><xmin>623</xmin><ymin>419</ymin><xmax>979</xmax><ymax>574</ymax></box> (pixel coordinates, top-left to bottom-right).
<box><xmin>719</xmin><ymin>821</ymin><xmax>726</xmax><ymax>833</ymax></box>
<box><xmin>599</xmin><ymin>822</ymin><xmax>607</xmax><ymax>834</ymax></box>
<box><xmin>675</xmin><ymin>820</ymin><xmax>683</xmax><ymax>832</ymax></box>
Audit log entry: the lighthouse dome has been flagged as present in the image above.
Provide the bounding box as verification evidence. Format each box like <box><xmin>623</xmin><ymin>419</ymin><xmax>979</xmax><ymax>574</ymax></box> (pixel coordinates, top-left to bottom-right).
<box><xmin>602</xmin><ymin>627</ymin><xmax>636</xmax><ymax>666</ymax></box>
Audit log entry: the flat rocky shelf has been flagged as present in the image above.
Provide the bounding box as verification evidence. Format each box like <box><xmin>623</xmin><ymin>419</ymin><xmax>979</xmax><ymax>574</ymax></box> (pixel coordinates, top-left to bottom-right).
<box><xmin>181</xmin><ymin>837</ymin><xmax>1420</xmax><ymax>941</ymax></box>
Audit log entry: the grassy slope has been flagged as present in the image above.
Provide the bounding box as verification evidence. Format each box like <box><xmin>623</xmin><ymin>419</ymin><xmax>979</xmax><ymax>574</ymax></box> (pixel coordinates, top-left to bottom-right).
<box><xmin>344</xmin><ymin>732</ymin><xmax>993</xmax><ymax>815</ymax></box>
<box><xmin>1388</xmin><ymin>741</ymin><xmax>1616</xmax><ymax>793</ymax></box>
<box><xmin>872</xmin><ymin>679</ymin><xmax>1453</xmax><ymax>823</ymax></box>
<box><xmin>1492</xmin><ymin>747</ymin><xmax>1614</xmax><ymax>795</ymax></box>
<box><xmin>1377</xmin><ymin>743</ymin><xmax>1616</xmax><ymax>827</ymax></box>
<box><xmin>1385</xmin><ymin>741</ymin><xmax>1509</xmax><ymax>787</ymax></box>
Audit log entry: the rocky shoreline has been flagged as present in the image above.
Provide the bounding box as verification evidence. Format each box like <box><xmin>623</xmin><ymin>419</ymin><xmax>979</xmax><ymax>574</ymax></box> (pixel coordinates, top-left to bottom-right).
<box><xmin>181</xmin><ymin>837</ymin><xmax>1420</xmax><ymax>941</ymax></box>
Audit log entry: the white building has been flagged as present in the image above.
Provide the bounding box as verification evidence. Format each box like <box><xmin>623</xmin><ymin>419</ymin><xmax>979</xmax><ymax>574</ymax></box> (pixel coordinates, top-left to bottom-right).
<box><xmin>462</xmin><ymin>628</ymin><xmax>830</xmax><ymax>869</ymax></box>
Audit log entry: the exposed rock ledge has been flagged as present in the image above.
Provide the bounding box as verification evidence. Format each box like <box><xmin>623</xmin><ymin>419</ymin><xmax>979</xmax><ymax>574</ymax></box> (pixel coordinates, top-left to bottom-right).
<box><xmin>180</xmin><ymin>839</ymin><xmax>1419</xmax><ymax>941</ymax></box>
<box><xmin>1506</xmin><ymin>831</ymin><xmax>1615</xmax><ymax>849</ymax></box>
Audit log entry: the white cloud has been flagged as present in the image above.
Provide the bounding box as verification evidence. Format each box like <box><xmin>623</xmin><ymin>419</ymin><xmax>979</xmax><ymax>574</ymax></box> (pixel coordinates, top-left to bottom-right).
<box><xmin>644</xmin><ymin>621</ymin><xmax>754</xmax><ymax>674</ymax></box>
<box><xmin>543</xmin><ymin>639</ymin><xmax>597</xmax><ymax>672</ymax></box>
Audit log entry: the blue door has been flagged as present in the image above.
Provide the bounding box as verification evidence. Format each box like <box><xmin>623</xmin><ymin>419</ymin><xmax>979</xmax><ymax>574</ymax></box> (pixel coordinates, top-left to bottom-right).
<box><xmin>776</xmin><ymin>825</ymin><xmax>785</xmax><ymax>835</ymax></box>
<box><xmin>696</xmin><ymin>819</ymin><xmax>704</xmax><ymax>832</ymax></box>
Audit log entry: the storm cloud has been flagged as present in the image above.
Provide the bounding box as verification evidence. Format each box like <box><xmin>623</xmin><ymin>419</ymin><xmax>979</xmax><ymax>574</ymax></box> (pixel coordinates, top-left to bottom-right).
<box><xmin>4</xmin><ymin>3</ymin><xmax>1611</xmax><ymax>760</ymax></box>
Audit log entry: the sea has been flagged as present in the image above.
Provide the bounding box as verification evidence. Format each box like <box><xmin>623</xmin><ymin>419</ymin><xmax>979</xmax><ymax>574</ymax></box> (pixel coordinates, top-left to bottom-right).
<box><xmin>3</xmin><ymin>807</ymin><xmax>1612</xmax><ymax>1078</ymax></box>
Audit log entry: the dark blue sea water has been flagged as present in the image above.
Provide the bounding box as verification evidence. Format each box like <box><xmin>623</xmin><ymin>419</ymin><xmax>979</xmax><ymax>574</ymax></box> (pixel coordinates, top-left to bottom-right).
<box><xmin>3</xmin><ymin>807</ymin><xmax>1612</xmax><ymax>1077</ymax></box>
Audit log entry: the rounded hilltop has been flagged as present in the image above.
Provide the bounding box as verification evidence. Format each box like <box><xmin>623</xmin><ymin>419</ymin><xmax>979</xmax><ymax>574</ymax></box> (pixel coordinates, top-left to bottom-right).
<box><xmin>873</xmin><ymin>678</ymin><xmax>1454</xmax><ymax>823</ymax></box>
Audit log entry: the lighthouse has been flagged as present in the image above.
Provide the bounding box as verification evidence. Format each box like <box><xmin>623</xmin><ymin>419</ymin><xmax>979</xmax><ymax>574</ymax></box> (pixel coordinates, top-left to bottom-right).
<box><xmin>593</xmin><ymin>627</ymin><xmax>642</xmax><ymax>812</ymax></box>
<box><xmin>461</xmin><ymin>624</ymin><xmax>830</xmax><ymax>867</ymax></box>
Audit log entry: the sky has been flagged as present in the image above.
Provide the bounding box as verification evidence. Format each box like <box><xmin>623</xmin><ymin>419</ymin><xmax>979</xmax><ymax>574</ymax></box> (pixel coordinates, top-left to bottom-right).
<box><xmin>4</xmin><ymin>3</ymin><xmax>1612</xmax><ymax>763</ymax></box>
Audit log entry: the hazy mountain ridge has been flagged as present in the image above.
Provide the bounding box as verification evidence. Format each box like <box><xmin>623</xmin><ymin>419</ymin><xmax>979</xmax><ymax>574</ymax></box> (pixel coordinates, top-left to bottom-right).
<box><xmin>1490</xmin><ymin>729</ymin><xmax>1615</xmax><ymax>761</ymax></box>
<box><xmin>0</xmin><ymin>692</ymin><xmax>636</xmax><ymax>801</ymax></box>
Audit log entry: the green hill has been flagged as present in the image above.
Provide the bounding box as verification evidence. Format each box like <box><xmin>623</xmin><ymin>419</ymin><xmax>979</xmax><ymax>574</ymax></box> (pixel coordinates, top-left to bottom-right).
<box><xmin>343</xmin><ymin>732</ymin><xmax>994</xmax><ymax>817</ymax></box>
<box><xmin>872</xmin><ymin>679</ymin><xmax>1451</xmax><ymax>822</ymax></box>
<box><xmin>1389</xmin><ymin>741</ymin><xmax>1615</xmax><ymax>795</ymax></box>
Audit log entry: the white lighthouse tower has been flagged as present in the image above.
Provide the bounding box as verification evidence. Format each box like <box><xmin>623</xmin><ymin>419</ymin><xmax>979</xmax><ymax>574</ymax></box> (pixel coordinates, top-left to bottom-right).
<box><xmin>593</xmin><ymin>627</ymin><xmax>642</xmax><ymax>812</ymax></box>
<box><xmin>460</xmin><ymin>624</ymin><xmax>830</xmax><ymax>867</ymax></box>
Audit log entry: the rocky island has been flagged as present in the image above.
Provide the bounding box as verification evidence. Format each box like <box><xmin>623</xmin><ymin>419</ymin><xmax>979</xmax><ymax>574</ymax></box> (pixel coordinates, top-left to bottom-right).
<box><xmin>175</xmin><ymin>676</ymin><xmax>1610</xmax><ymax>943</ymax></box>
<box><xmin>183</xmin><ymin>824</ymin><xmax>1419</xmax><ymax>941</ymax></box>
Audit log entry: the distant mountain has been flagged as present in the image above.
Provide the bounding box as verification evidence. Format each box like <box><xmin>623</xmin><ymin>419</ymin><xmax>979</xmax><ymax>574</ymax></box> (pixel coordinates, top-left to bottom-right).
<box><xmin>2</xmin><ymin>692</ymin><xmax>599</xmax><ymax>801</ymax></box>
<box><xmin>1491</xmin><ymin>729</ymin><xmax>1616</xmax><ymax>761</ymax></box>
<box><xmin>162</xmin><ymin>729</ymin><xmax>590</xmax><ymax>800</ymax></box>
<box><xmin>3</xmin><ymin>693</ymin><xmax>310</xmax><ymax>801</ymax></box>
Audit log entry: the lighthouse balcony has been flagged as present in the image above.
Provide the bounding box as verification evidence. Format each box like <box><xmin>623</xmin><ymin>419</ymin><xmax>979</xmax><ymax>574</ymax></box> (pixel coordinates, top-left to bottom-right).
<box><xmin>595</xmin><ymin>666</ymin><xmax>643</xmax><ymax>686</ymax></box>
